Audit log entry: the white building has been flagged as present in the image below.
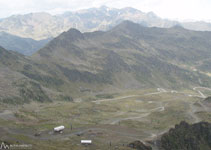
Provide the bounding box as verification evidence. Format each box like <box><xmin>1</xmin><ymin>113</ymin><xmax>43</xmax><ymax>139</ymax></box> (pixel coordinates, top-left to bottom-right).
<box><xmin>81</xmin><ymin>140</ymin><xmax>92</xmax><ymax>145</ymax></box>
<box><xmin>54</xmin><ymin>126</ymin><xmax>65</xmax><ymax>132</ymax></box>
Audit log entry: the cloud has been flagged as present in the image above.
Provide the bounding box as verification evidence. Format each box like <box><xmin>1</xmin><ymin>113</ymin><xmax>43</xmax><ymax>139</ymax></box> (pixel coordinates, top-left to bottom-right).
<box><xmin>0</xmin><ymin>0</ymin><xmax>211</xmax><ymax>21</ymax></box>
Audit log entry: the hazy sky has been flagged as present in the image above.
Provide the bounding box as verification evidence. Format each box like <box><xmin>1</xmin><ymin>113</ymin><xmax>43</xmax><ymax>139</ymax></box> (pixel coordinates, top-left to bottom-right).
<box><xmin>0</xmin><ymin>0</ymin><xmax>210</xmax><ymax>22</ymax></box>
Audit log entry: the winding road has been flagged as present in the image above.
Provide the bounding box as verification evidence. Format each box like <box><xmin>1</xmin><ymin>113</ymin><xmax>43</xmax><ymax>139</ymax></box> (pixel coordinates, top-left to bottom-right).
<box><xmin>1</xmin><ymin>86</ymin><xmax>211</xmax><ymax>145</ymax></box>
<box><xmin>92</xmin><ymin>88</ymin><xmax>167</xmax><ymax>103</ymax></box>
<box><xmin>193</xmin><ymin>87</ymin><xmax>211</xmax><ymax>98</ymax></box>
<box><xmin>92</xmin><ymin>87</ymin><xmax>211</xmax><ymax>104</ymax></box>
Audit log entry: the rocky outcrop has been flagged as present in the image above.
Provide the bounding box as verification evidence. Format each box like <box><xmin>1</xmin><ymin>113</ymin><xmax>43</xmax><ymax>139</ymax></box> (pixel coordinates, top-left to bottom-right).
<box><xmin>160</xmin><ymin>121</ymin><xmax>211</xmax><ymax>150</ymax></box>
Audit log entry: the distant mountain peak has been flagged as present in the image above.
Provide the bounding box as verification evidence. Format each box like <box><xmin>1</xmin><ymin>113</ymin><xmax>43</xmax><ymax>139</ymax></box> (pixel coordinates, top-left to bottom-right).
<box><xmin>10</xmin><ymin>12</ymin><xmax>52</xmax><ymax>18</ymax></box>
<box><xmin>147</xmin><ymin>11</ymin><xmax>158</xmax><ymax>18</ymax></box>
<box><xmin>112</xmin><ymin>20</ymin><xmax>143</xmax><ymax>32</ymax></box>
<box><xmin>121</xmin><ymin>7</ymin><xmax>142</xmax><ymax>13</ymax></box>
<box><xmin>117</xmin><ymin>20</ymin><xmax>140</xmax><ymax>27</ymax></box>
<box><xmin>100</xmin><ymin>5</ymin><xmax>109</xmax><ymax>10</ymax></box>
<box><xmin>28</xmin><ymin>12</ymin><xmax>51</xmax><ymax>16</ymax></box>
<box><xmin>66</xmin><ymin>28</ymin><xmax>82</xmax><ymax>34</ymax></box>
<box><xmin>54</xmin><ymin>28</ymin><xmax>84</xmax><ymax>43</ymax></box>
<box><xmin>1</xmin><ymin>6</ymin><xmax>211</xmax><ymax>40</ymax></box>
<box><xmin>171</xmin><ymin>24</ymin><xmax>185</xmax><ymax>30</ymax></box>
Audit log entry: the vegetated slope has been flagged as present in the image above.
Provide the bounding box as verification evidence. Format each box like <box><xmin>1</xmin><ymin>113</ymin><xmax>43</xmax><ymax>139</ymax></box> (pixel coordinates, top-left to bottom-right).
<box><xmin>1</xmin><ymin>21</ymin><xmax>211</xmax><ymax>104</ymax></box>
<box><xmin>160</xmin><ymin>121</ymin><xmax>211</xmax><ymax>150</ymax></box>
<box><xmin>1</xmin><ymin>6</ymin><xmax>211</xmax><ymax>40</ymax></box>
<box><xmin>32</xmin><ymin>21</ymin><xmax>211</xmax><ymax>92</ymax></box>
<box><xmin>0</xmin><ymin>32</ymin><xmax>51</xmax><ymax>55</ymax></box>
<box><xmin>0</xmin><ymin>46</ymin><xmax>70</xmax><ymax>104</ymax></box>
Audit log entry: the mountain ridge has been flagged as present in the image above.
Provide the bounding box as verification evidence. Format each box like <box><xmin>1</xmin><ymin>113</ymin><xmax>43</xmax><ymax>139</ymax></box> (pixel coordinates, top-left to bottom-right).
<box><xmin>1</xmin><ymin>21</ymin><xmax>211</xmax><ymax>104</ymax></box>
<box><xmin>1</xmin><ymin>6</ymin><xmax>211</xmax><ymax>40</ymax></box>
<box><xmin>33</xmin><ymin>21</ymin><xmax>211</xmax><ymax>90</ymax></box>
<box><xmin>0</xmin><ymin>31</ymin><xmax>51</xmax><ymax>55</ymax></box>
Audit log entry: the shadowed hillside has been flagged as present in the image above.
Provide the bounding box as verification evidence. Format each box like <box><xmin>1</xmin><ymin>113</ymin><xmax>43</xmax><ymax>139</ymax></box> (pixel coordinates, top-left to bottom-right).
<box><xmin>33</xmin><ymin>21</ymin><xmax>211</xmax><ymax>91</ymax></box>
<box><xmin>1</xmin><ymin>21</ymin><xmax>211</xmax><ymax>104</ymax></box>
<box><xmin>0</xmin><ymin>32</ymin><xmax>51</xmax><ymax>55</ymax></box>
<box><xmin>160</xmin><ymin>121</ymin><xmax>211</xmax><ymax>150</ymax></box>
<box><xmin>0</xmin><ymin>46</ymin><xmax>70</xmax><ymax>104</ymax></box>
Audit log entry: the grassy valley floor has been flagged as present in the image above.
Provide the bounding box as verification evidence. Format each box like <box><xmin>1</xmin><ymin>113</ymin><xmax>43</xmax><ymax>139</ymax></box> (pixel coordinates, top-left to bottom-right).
<box><xmin>0</xmin><ymin>88</ymin><xmax>211</xmax><ymax>150</ymax></box>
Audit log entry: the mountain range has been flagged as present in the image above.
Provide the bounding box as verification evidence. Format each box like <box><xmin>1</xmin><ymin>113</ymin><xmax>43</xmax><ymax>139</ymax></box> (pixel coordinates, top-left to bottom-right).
<box><xmin>1</xmin><ymin>21</ymin><xmax>211</xmax><ymax>104</ymax></box>
<box><xmin>1</xmin><ymin>6</ymin><xmax>211</xmax><ymax>41</ymax></box>
<box><xmin>0</xmin><ymin>32</ymin><xmax>51</xmax><ymax>55</ymax></box>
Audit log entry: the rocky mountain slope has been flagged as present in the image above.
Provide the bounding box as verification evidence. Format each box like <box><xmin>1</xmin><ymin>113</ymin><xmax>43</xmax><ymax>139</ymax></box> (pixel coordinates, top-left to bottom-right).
<box><xmin>1</xmin><ymin>6</ymin><xmax>211</xmax><ymax>40</ymax></box>
<box><xmin>0</xmin><ymin>32</ymin><xmax>51</xmax><ymax>55</ymax></box>
<box><xmin>0</xmin><ymin>46</ymin><xmax>70</xmax><ymax>104</ymax></box>
<box><xmin>1</xmin><ymin>21</ymin><xmax>211</xmax><ymax>104</ymax></box>
<box><xmin>129</xmin><ymin>121</ymin><xmax>211</xmax><ymax>150</ymax></box>
<box><xmin>128</xmin><ymin>121</ymin><xmax>211</xmax><ymax>150</ymax></box>
<box><xmin>160</xmin><ymin>121</ymin><xmax>211</xmax><ymax>150</ymax></box>
<box><xmin>32</xmin><ymin>21</ymin><xmax>211</xmax><ymax>91</ymax></box>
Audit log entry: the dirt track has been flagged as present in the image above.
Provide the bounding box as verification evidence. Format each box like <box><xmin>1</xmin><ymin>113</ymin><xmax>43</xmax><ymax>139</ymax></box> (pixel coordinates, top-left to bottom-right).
<box><xmin>1</xmin><ymin>87</ymin><xmax>211</xmax><ymax>147</ymax></box>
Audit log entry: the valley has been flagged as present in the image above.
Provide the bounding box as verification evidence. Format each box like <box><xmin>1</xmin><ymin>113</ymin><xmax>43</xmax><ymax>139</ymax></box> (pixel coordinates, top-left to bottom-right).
<box><xmin>0</xmin><ymin>20</ymin><xmax>211</xmax><ymax>149</ymax></box>
<box><xmin>0</xmin><ymin>87</ymin><xmax>210</xmax><ymax>149</ymax></box>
